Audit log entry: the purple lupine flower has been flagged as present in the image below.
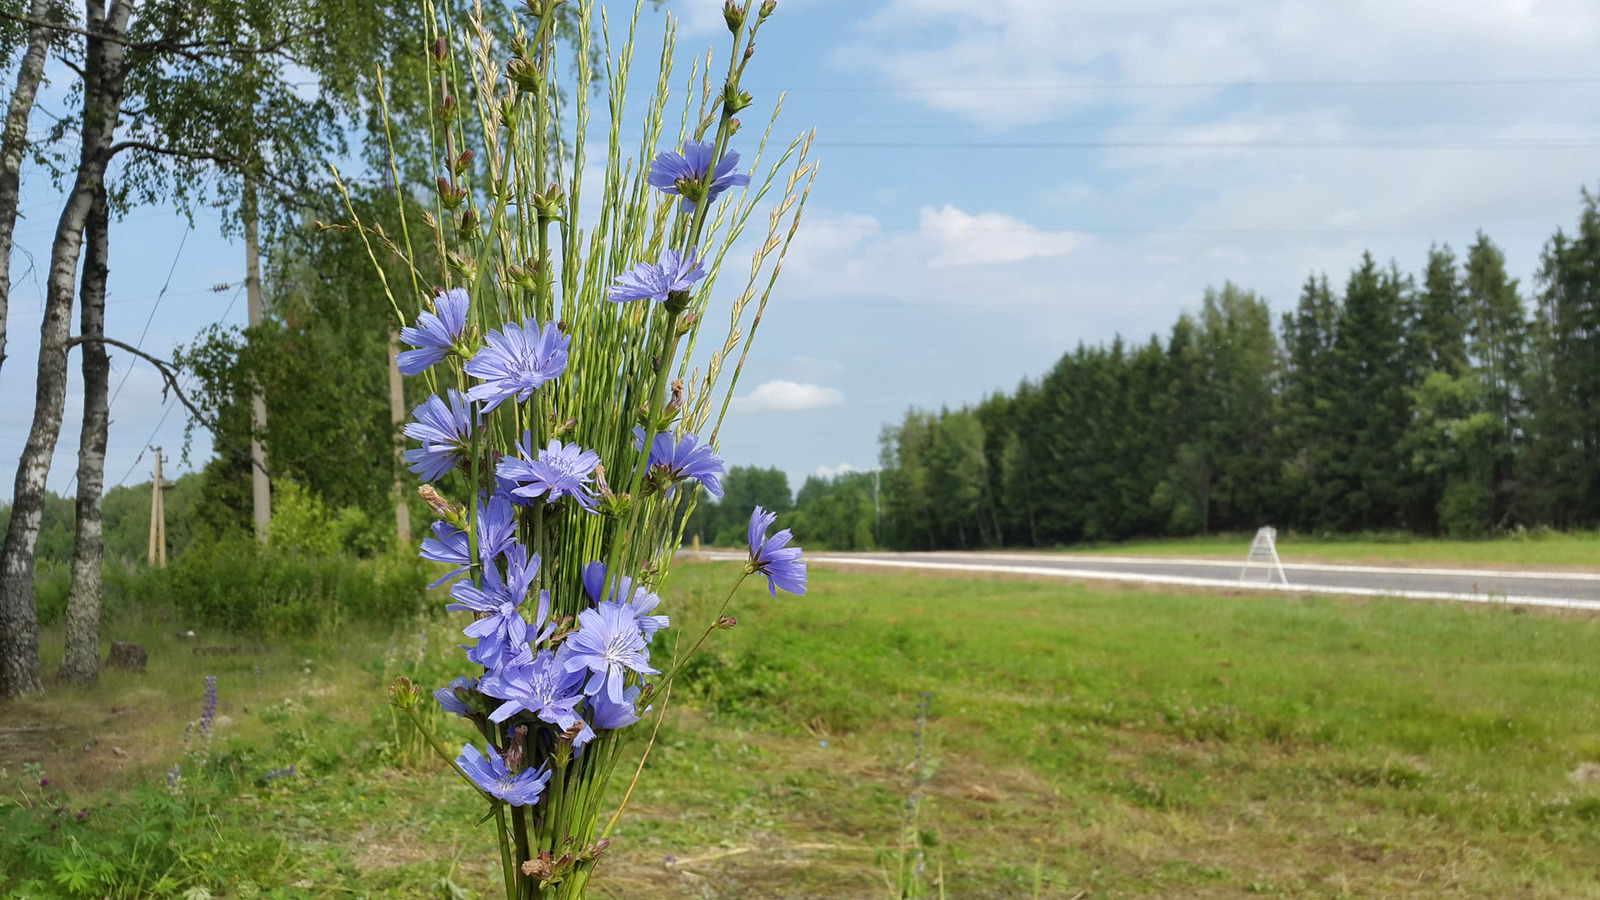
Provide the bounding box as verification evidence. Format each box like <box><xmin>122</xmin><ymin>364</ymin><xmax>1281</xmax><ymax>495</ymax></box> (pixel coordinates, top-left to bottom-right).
<box><xmin>622</xmin><ymin>587</ymin><xmax>670</xmax><ymax>642</ymax></box>
<box><xmin>464</xmin><ymin>320</ymin><xmax>569</xmax><ymax>412</ymax></box>
<box><xmin>165</xmin><ymin>765</ymin><xmax>180</xmax><ymax>789</ymax></box>
<box><xmin>448</xmin><ymin>545</ymin><xmax>549</xmax><ymax>670</ymax></box>
<box><xmin>479</xmin><ymin>650</ymin><xmax>593</xmax><ymax>746</ymax></box>
<box><xmin>588</xmin><ymin>685</ymin><xmax>645</xmax><ymax>730</ymax></box>
<box><xmin>647</xmin><ymin>140</ymin><xmax>751</xmax><ymax>211</ymax></box>
<box><xmin>404</xmin><ymin>390</ymin><xmax>474</xmax><ymax>482</ymax></box>
<box><xmin>748</xmin><ymin>505</ymin><xmax>806</xmax><ymax>597</ymax></box>
<box><xmin>457</xmin><ymin>744</ymin><xmax>551</xmax><ymax>807</ymax></box>
<box><xmin>562</xmin><ymin>600</ymin><xmax>659</xmax><ymax>704</ymax></box>
<box><xmin>435</xmin><ymin>675</ymin><xmax>479</xmax><ymax>717</ymax></box>
<box><xmin>199</xmin><ymin>676</ymin><xmax>218</xmax><ymax>735</ymax></box>
<box><xmin>398</xmin><ymin>288</ymin><xmax>470</xmax><ymax>375</ymax></box>
<box><xmin>419</xmin><ymin>493</ymin><xmax>518</xmax><ymax>588</ymax></box>
<box><xmin>633</xmin><ymin>426</ymin><xmax>727</xmax><ymax>499</ymax></box>
<box><xmin>607</xmin><ymin>249</ymin><xmax>706</xmax><ymax>304</ymax></box>
<box><xmin>497</xmin><ymin>439</ymin><xmax>601</xmax><ymax>511</ymax></box>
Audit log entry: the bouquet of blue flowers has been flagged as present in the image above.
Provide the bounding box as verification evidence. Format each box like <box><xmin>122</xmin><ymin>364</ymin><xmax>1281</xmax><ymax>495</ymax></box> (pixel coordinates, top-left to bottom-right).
<box><xmin>345</xmin><ymin>1</ymin><xmax>814</xmax><ymax>896</ymax></box>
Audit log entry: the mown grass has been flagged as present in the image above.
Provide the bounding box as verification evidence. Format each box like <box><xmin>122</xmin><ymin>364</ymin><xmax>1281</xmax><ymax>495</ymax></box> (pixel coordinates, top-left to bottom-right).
<box><xmin>1070</xmin><ymin>530</ymin><xmax>1600</xmax><ymax>568</ymax></box>
<box><xmin>6</xmin><ymin>563</ymin><xmax>1600</xmax><ymax>897</ymax></box>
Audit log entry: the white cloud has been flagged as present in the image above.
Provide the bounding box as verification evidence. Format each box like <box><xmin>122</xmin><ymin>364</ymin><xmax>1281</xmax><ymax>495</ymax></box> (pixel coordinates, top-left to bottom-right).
<box><xmin>732</xmin><ymin>380</ymin><xmax>846</xmax><ymax>412</ymax></box>
<box><xmin>813</xmin><ymin>461</ymin><xmax>875</xmax><ymax>480</ymax></box>
<box><xmin>839</xmin><ymin>0</ymin><xmax>1600</xmax><ymax>128</ymax></box>
<box><xmin>920</xmin><ymin>205</ymin><xmax>1079</xmax><ymax>266</ymax></box>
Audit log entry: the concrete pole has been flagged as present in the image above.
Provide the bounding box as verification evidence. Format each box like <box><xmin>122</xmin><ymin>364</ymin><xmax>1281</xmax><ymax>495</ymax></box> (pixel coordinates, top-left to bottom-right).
<box><xmin>147</xmin><ymin>447</ymin><xmax>158</xmax><ymax>565</ymax></box>
<box><xmin>245</xmin><ymin>182</ymin><xmax>269</xmax><ymax>543</ymax></box>
<box><xmin>155</xmin><ymin>449</ymin><xmax>166</xmax><ymax>568</ymax></box>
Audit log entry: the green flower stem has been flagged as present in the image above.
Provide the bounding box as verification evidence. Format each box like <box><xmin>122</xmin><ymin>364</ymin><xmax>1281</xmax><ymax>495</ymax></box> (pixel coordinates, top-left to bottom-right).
<box><xmin>401</xmin><ymin>705</ymin><xmax>515</xmax><ymax>897</ymax></box>
<box><xmin>495</xmin><ymin>805</ymin><xmax>518</xmax><ymax>900</ymax></box>
<box><xmin>605</xmin><ymin>308</ymin><xmax>682</xmax><ymax>581</ymax></box>
<box><xmin>658</xmin><ymin>570</ymin><xmax>748</xmax><ymax>690</ymax></box>
<box><xmin>512</xmin><ymin>804</ymin><xmax>533</xmax><ymax>898</ymax></box>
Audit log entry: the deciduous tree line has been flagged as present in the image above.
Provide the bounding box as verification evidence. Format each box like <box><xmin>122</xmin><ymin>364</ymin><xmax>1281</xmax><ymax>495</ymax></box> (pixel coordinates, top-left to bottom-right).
<box><xmin>879</xmin><ymin>189</ymin><xmax>1600</xmax><ymax>550</ymax></box>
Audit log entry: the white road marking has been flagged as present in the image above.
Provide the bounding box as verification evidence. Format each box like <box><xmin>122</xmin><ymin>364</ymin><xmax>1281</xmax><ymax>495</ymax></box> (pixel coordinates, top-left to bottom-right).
<box><xmin>690</xmin><ymin>551</ymin><xmax>1600</xmax><ymax>612</ymax></box>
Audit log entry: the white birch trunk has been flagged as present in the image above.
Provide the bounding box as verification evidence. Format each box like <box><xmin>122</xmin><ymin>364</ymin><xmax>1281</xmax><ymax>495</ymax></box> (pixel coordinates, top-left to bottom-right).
<box><xmin>0</xmin><ymin>0</ymin><xmax>133</xmax><ymax>698</ymax></box>
<box><xmin>59</xmin><ymin>185</ymin><xmax>110</xmax><ymax>685</ymax></box>
<box><xmin>0</xmin><ymin>0</ymin><xmax>54</xmax><ymax>376</ymax></box>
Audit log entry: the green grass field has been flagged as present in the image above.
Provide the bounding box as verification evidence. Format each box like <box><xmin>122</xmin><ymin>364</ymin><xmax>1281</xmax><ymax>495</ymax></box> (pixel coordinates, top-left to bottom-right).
<box><xmin>6</xmin><ymin>562</ymin><xmax>1600</xmax><ymax>898</ymax></box>
<box><xmin>1069</xmin><ymin>531</ymin><xmax>1600</xmax><ymax>568</ymax></box>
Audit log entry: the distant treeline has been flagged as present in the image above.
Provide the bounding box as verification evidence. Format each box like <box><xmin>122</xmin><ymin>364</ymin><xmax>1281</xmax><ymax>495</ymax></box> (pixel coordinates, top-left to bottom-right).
<box><xmin>877</xmin><ymin>189</ymin><xmax>1600</xmax><ymax>549</ymax></box>
<box><xmin>683</xmin><ymin>467</ymin><xmax>879</xmax><ymax>551</ymax></box>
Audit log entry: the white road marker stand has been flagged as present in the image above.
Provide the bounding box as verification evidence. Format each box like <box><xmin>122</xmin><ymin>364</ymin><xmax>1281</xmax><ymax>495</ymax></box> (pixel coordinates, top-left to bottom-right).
<box><xmin>1240</xmin><ymin>526</ymin><xmax>1289</xmax><ymax>585</ymax></box>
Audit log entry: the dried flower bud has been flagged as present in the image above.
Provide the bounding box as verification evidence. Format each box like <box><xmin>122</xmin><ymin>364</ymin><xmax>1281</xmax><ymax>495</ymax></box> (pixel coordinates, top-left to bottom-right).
<box><xmin>522</xmin><ymin>853</ymin><xmax>554</xmax><ymax>879</ymax></box>
<box><xmin>503</xmin><ymin>726</ymin><xmax>529</xmax><ymax>770</ymax></box>
<box><xmin>439</xmin><ymin>94</ymin><xmax>458</xmax><ymax>118</ymax></box>
<box><xmin>722</xmin><ymin>81</ymin><xmax>753</xmax><ymax>115</ymax></box>
<box><xmin>759</xmin><ymin>0</ymin><xmax>776</xmax><ymax>18</ymax></box>
<box><xmin>436</xmin><ymin>176</ymin><xmax>468</xmax><ymax>210</ymax></box>
<box><xmin>451</xmin><ymin>149</ymin><xmax>474</xmax><ymax>176</ymax></box>
<box><xmin>716</xmin><ymin>614</ymin><xmax>738</xmax><ymax>631</ymax></box>
<box><xmin>506</xmin><ymin>56</ymin><xmax>541</xmax><ymax>92</ymax></box>
<box><xmin>387</xmin><ymin>676</ymin><xmax>422</xmax><ymax>711</ymax></box>
<box><xmin>446</xmin><ymin>250</ymin><xmax>477</xmax><ymax>276</ymax></box>
<box><xmin>533</xmin><ymin>182</ymin><xmax>565</xmax><ymax>220</ymax></box>
<box><xmin>432</xmin><ymin>36</ymin><xmax>448</xmax><ymax>64</ymax></box>
<box><xmin>744</xmin><ymin>41</ymin><xmax>755</xmax><ymax>61</ymax></box>
<box><xmin>456</xmin><ymin>207</ymin><xmax>480</xmax><ymax>238</ymax></box>
<box><xmin>418</xmin><ymin>484</ymin><xmax>465</xmax><ymax>524</ymax></box>
<box><xmin>723</xmin><ymin>0</ymin><xmax>746</xmax><ymax>33</ymax></box>
<box><xmin>676</xmin><ymin>311</ymin><xmax>698</xmax><ymax>335</ymax></box>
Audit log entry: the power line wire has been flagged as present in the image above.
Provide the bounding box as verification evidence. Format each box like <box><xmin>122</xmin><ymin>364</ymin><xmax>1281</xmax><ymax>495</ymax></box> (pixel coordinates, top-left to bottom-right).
<box><xmin>106</xmin><ymin>226</ymin><xmax>191</xmax><ymax>409</ymax></box>
<box><xmin>824</xmin><ymin>138</ymin><xmax>1600</xmax><ymax>151</ymax></box>
<box><xmin>760</xmin><ymin>76</ymin><xmax>1600</xmax><ymax>93</ymax></box>
<box><xmin>112</xmin><ymin>398</ymin><xmax>176</xmax><ymax>488</ymax></box>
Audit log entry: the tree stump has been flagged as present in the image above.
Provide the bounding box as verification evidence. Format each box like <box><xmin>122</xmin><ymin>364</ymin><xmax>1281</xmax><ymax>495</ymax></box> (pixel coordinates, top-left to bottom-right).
<box><xmin>108</xmin><ymin>641</ymin><xmax>147</xmax><ymax>673</ymax></box>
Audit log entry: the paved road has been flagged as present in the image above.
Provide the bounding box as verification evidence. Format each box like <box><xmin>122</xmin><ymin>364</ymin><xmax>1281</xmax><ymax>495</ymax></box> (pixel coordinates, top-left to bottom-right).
<box><xmin>695</xmin><ymin>549</ymin><xmax>1600</xmax><ymax>611</ymax></box>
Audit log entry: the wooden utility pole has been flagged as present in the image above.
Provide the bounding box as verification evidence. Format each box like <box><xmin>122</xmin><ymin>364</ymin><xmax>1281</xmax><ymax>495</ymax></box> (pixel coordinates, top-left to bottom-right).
<box><xmin>245</xmin><ymin>182</ymin><xmax>270</xmax><ymax>543</ymax></box>
<box><xmin>147</xmin><ymin>448</ymin><xmax>167</xmax><ymax>568</ymax></box>
<box><xmin>388</xmin><ymin>332</ymin><xmax>411</xmax><ymax>547</ymax></box>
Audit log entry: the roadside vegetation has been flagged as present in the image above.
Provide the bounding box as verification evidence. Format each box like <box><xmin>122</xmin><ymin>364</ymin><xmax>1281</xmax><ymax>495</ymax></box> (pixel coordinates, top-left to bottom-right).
<box><xmin>1070</xmin><ymin>530</ymin><xmax>1600</xmax><ymax>568</ymax></box>
<box><xmin>6</xmin><ymin>562</ymin><xmax>1600</xmax><ymax>898</ymax></box>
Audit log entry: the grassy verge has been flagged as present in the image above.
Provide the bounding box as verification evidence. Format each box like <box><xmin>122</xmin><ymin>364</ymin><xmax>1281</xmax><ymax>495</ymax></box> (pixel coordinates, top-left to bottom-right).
<box><xmin>6</xmin><ymin>563</ymin><xmax>1600</xmax><ymax>897</ymax></box>
<box><xmin>1065</xmin><ymin>531</ymin><xmax>1600</xmax><ymax>568</ymax></box>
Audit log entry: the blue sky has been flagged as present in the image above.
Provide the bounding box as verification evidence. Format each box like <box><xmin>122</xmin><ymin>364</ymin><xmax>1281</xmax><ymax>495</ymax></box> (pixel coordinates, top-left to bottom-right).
<box><xmin>4</xmin><ymin>0</ymin><xmax>1600</xmax><ymax>501</ymax></box>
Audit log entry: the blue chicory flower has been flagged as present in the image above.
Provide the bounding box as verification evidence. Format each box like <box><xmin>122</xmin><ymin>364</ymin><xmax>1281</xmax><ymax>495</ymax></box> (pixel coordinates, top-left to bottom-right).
<box><xmin>580</xmin><ymin>560</ymin><xmax>630</xmax><ymax>605</ymax></box>
<box><xmin>435</xmin><ymin>675</ymin><xmax>479</xmax><ymax>717</ymax></box>
<box><xmin>647</xmin><ymin>140</ymin><xmax>751</xmax><ymax>211</ymax></box>
<box><xmin>398</xmin><ymin>288</ymin><xmax>470</xmax><ymax>375</ymax></box>
<box><xmin>622</xmin><ymin>587</ymin><xmax>670</xmax><ymax>642</ymax></box>
<box><xmin>633</xmin><ymin>426</ymin><xmax>727</xmax><ymax>499</ymax></box>
<box><xmin>419</xmin><ymin>492</ymin><xmax>519</xmax><ymax>588</ymax></box>
<box><xmin>607</xmin><ymin>249</ymin><xmax>706</xmax><ymax>304</ymax></box>
<box><xmin>403</xmin><ymin>390</ymin><xmax>474</xmax><ymax>482</ymax></box>
<box><xmin>448</xmin><ymin>544</ymin><xmax>550</xmax><ymax>670</ymax></box>
<box><xmin>479</xmin><ymin>650</ymin><xmax>593</xmax><ymax>746</ymax></box>
<box><xmin>562</xmin><ymin>600</ymin><xmax>659</xmax><ymax>704</ymax></box>
<box><xmin>748</xmin><ymin>505</ymin><xmax>806</xmax><ymax>597</ymax></box>
<box><xmin>457</xmin><ymin>744</ymin><xmax>551</xmax><ymax>807</ymax></box>
<box><xmin>588</xmin><ymin>685</ymin><xmax>645</xmax><ymax>730</ymax></box>
<box><xmin>497</xmin><ymin>438</ymin><xmax>601</xmax><ymax>511</ymax></box>
<box><xmin>464</xmin><ymin>320</ymin><xmax>569</xmax><ymax>412</ymax></box>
